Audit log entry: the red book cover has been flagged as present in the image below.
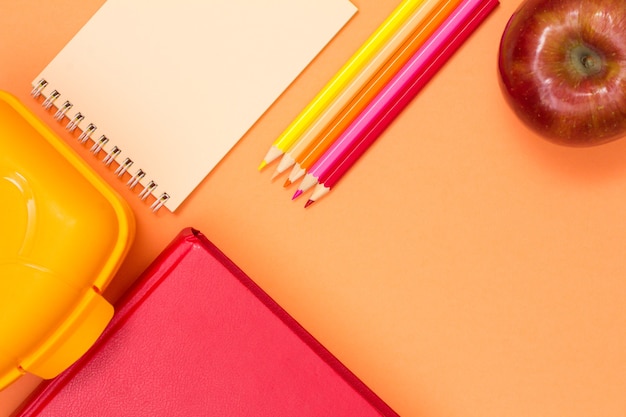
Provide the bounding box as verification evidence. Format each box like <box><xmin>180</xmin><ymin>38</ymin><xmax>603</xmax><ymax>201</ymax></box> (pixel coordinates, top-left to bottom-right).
<box><xmin>14</xmin><ymin>228</ymin><xmax>397</xmax><ymax>416</ymax></box>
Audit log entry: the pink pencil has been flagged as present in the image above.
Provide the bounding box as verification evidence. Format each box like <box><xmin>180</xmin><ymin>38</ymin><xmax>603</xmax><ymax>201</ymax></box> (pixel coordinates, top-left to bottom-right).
<box><xmin>294</xmin><ymin>0</ymin><xmax>499</xmax><ymax>204</ymax></box>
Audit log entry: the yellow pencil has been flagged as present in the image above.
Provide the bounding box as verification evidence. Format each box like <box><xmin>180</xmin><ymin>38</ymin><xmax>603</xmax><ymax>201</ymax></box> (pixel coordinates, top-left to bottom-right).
<box><xmin>258</xmin><ymin>0</ymin><xmax>426</xmax><ymax>170</ymax></box>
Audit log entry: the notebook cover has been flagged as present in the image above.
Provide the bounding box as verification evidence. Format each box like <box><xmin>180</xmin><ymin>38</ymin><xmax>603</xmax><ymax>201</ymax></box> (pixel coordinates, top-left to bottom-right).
<box><xmin>14</xmin><ymin>228</ymin><xmax>397</xmax><ymax>417</ymax></box>
<box><xmin>31</xmin><ymin>0</ymin><xmax>357</xmax><ymax>212</ymax></box>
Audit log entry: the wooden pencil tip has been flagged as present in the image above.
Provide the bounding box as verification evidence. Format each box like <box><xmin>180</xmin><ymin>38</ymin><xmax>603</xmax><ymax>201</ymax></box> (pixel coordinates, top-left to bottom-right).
<box><xmin>292</xmin><ymin>189</ymin><xmax>303</xmax><ymax>200</ymax></box>
<box><xmin>283</xmin><ymin>178</ymin><xmax>292</xmax><ymax>188</ymax></box>
<box><xmin>304</xmin><ymin>199</ymin><xmax>315</xmax><ymax>208</ymax></box>
<box><xmin>258</xmin><ymin>160</ymin><xmax>267</xmax><ymax>171</ymax></box>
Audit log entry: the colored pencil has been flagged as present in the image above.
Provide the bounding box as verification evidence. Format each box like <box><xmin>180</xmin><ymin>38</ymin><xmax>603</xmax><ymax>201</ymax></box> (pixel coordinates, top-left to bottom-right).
<box><xmin>300</xmin><ymin>0</ymin><xmax>500</xmax><ymax>206</ymax></box>
<box><xmin>258</xmin><ymin>0</ymin><xmax>426</xmax><ymax>170</ymax></box>
<box><xmin>271</xmin><ymin>0</ymin><xmax>454</xmax><ymax>179</ymax></box>
<box><xmin>283</xmin><ymin>0</ymin><xmax>464</xmax><ymax>187</ymax></box>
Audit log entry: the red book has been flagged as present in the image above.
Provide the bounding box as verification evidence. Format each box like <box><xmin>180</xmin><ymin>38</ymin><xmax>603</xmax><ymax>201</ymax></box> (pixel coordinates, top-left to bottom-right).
<box><xmin>15</xmin><ymin>228</ymin><xmax>397</xmax><ymax>416</ymax></box>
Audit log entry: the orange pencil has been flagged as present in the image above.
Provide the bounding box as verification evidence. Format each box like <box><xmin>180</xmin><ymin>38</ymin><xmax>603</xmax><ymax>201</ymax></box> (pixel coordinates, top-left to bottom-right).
<box><xmin>285</xmin><ymin>0</ymin><xmax>463</xmax><ymax>186</ymax></box>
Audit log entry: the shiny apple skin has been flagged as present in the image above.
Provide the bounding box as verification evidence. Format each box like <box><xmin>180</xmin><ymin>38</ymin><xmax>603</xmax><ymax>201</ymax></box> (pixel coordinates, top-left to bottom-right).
<box><xmin>498</xmin><ymin>0</ymin><xmax>626</xmax><ymax>146</ymax></box>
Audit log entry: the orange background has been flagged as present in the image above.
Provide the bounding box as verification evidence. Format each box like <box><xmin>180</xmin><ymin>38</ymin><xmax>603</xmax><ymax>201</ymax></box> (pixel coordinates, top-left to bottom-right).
<box><xmin>2</xmin><ymin>1</ymin><xmax>625</xmax><ymax>416</ymax></box>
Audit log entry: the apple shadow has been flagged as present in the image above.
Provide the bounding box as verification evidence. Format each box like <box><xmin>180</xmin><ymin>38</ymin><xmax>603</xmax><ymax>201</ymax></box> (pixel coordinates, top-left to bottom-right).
<box><xmin>511</xmin><ymin>115</ymin><xmax>626</xmax><ymax>185</ymax></box>
<box><xmin>491</xmin><ymin>65</ymin><xmax>626</xmax><ymax>186</ymax></box>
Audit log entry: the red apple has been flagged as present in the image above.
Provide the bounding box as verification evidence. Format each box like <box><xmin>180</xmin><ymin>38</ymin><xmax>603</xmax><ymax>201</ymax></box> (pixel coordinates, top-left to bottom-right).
<box><xmin>498</xmin><ymin>0</ymin><xmax>626</xmax><ymax>146</ymax></box>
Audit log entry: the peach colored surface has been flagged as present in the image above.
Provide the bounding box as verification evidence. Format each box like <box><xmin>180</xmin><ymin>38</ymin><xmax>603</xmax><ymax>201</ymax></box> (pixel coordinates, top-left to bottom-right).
<box><xmin>2</xmin><ymin>1</ymin><xmax>625</xmax><ymax>416</ymax></box>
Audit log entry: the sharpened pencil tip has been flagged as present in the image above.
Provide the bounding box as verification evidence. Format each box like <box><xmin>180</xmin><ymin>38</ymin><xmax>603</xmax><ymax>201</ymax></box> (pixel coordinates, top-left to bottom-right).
<box><xmin>258</xmin><ymin>160</ymin><xmax>267</xmax><ymax>171</ymax></box>
<box><xmin>271</xmin><ymin>170</ymin><xmax>281</xmax><ymax>181</ymax></box>
<box><xmin>292</xmin><ymin>189</ymin><xmax>303</xmax><ymax>200</ymax></box>
<box><xmin>304</xmin><ymin>199</ymin><xmax>315</xmax><ymax>208</ymax></box>
<box><xmin>283</xmin><ymin>179</ymin><xmax>292</xmax><ymax>188</ymax></box>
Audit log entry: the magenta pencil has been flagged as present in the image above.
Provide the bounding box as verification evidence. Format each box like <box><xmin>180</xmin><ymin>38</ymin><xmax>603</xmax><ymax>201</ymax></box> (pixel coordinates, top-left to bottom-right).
<box><xmin>304</xmin><ymin>0</ymin><xmax>499</xmax><ymax>207</ymax></box>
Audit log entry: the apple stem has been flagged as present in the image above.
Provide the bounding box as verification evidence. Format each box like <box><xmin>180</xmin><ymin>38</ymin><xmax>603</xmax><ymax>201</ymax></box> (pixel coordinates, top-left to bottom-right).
<box><xmin>570</xmin><ymin>44</ymin><xmax>603</xmax><ymax>77</ymax></box>
<box><xmin>581</xmin><ymin>55</ymin><xmax>595</xmax><ymax>69</ymax></box>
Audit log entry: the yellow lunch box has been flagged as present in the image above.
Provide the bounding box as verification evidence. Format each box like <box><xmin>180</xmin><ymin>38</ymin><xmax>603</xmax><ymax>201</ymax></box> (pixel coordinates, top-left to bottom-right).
<box><xmin>0</xmin><ymin>91</ymin><xmax>134</xmax><ymax>390</ymax></box>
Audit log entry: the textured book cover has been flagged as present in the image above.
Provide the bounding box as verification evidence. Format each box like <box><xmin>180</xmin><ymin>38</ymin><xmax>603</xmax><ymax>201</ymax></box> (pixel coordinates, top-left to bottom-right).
<box><xmin>15</xmin><ymin>228</ymin><xmax>397</xmax><ymax>416</ymax></box>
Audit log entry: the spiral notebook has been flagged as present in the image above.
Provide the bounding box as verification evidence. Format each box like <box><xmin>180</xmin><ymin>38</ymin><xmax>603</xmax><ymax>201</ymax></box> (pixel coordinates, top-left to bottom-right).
<box><xmin>30</xmin><ymin>0</ymin><xmax>357</xmax><ymax>212</ymax></box>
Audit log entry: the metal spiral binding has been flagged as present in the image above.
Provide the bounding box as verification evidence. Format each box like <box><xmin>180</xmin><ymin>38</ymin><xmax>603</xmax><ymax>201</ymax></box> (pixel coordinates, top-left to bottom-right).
<box><xmin>66</xmin><ymin>112</ymin><xmax>85</xmax><ymax>132</ymax></box>
<box><xmin>126</xmin><ymin>169</ymin><xmax>145</xmax><ymax>190</ymax></box>
<box><xmin>103</xmin><ymin>146</ymin><xmax>121</xmax><ymax>166</ymax></box>
<box><xmin>150</xmin><ymin>193</ymin><xmax>170</xmax><ymax>212</ymax></box>
<box><xmin>89</xmin><ymin>135</ymin><xmax>109</xmax><ymax>154</ymax></box>
<box><xmin>138</xmin><ymin>181</ymin><xmax>158</xmax><ymax>200</ymax></box>
<box><xmin>42</xmin><ymin>90</ymin><xmax>60</xmax><ymax>110</ymax></box>
<box><xmin>54</xmin><ymin>101</ymin><xmax>73</xmax><ymax>121</ymax></box>
<box><xmin>115</xmin><ymin>157</ymin><xmax>133</xmax><ymax>177</ymax></box>
<box><xmin>30</xmin><ymin>79</ymin><xmax>48</xmax><ymax>98</ymax></box>
<box><xmin>78</xmin><ymin>123</ymin><xmax>97</xmax><ymax>143</ymax></box>
<box><xmin>31</xmin><ymin>78</ymin><xmax>171</xmax><ymax>212</ymax></box>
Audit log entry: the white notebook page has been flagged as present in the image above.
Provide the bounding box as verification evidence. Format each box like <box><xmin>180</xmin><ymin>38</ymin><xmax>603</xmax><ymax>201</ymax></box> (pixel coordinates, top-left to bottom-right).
<box><xmin>32</xmin><ymin>0</ymin><xmax>357</xmax><ymax>211</ymax></box>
